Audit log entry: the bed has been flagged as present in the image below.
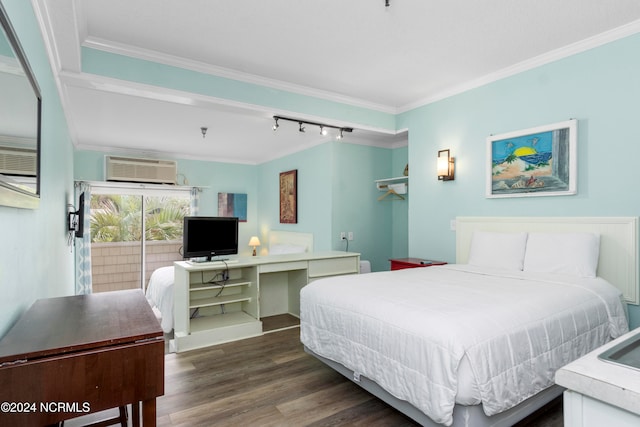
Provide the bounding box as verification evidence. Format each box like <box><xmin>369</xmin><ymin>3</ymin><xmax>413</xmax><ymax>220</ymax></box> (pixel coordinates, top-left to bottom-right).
<box><xmin>145</xmin><ymin>266</ymin><xmax>175</xmax><ymax>333</ymax></box>
<box><xmin>300</xmin><ymin>216</ymin><xmax>638</xmax><ymax>427</ymax></box>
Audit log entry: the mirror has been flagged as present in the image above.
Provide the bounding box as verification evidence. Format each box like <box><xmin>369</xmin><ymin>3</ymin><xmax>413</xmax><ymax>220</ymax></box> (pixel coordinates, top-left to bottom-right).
<box><xmin>0</xmin><ymin>3</ymin><xmax>41</xmax><ymax>209</ymax></box>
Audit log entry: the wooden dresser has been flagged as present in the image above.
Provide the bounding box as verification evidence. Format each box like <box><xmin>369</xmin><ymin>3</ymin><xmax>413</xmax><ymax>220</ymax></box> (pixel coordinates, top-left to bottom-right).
<box><xmin>0</xmin><ymin>289</ymin><xmax>164</xmax><ymax>426</ymax></box>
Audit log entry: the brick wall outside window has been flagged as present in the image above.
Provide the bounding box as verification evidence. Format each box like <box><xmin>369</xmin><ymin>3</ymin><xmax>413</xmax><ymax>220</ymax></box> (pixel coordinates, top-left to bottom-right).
<box><xmin>91</xmin><ymin>240</ymin><xmax>182</xmax><ymax>293</ymax></box>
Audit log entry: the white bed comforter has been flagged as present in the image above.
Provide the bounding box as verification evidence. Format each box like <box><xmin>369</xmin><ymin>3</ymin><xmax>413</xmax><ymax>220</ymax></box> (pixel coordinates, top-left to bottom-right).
<box><xmin>300</xmin><ymin>264</ymin><xmax>628</xmax><ymax>426</ymax></box>
<box><xmin>145</xmin><ymin>266</ymin><xmax>175</xmax><ymax>333</ymax></box>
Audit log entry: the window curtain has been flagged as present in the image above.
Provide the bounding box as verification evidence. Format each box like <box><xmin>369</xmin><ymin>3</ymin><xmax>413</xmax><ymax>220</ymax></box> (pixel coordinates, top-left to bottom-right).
<box><xmin>75</xmin><ymin>182</ymin><xmax>92</xmax><ymax>295</ymax></box>
<box><xmin>190</xmin><ymin>187</ymin><xmax>200</xmax><ymax>215</ymax></box>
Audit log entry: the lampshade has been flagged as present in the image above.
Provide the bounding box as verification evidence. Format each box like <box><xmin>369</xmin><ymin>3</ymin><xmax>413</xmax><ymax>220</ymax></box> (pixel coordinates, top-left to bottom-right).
<box><xmin>437</xmin><ymin>149</ymin><xmax>455</xmax><ymax>181</ymax></box>
<box><xmin>248</xmin><ymin>236</ymin><xmax>261</xmax><ymax>247</ymax></box>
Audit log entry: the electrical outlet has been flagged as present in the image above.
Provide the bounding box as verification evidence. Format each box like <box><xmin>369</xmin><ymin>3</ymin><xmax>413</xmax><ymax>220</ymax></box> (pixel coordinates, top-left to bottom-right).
<box><xmin>348</xmin><ymin>232</ymin><xmax>354</xmax><ymax>241</ymax></box>
<box><xmin>340</xmin><ymin>232</ymin><xmax>346</xmax><ymax>240</ymax></box>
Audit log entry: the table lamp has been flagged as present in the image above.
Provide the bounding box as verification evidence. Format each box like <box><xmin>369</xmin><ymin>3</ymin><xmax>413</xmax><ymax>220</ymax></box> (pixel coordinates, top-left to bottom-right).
<box><xmin>249</xmin><ymin>236</ymin><xmax>261</xmax><ymax>256</ymax></box>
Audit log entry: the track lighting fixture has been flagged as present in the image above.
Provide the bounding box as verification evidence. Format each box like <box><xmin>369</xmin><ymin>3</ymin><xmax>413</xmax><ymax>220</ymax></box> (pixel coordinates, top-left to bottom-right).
<box><xmin>201</xmin><ymin>127</ymin><xmax>207</xmax><ymax>138</ymax></box>
<box><xmin>272</xmin><ymin>116</ymin><xmax>353</xmax><ymax>140</ymax></box>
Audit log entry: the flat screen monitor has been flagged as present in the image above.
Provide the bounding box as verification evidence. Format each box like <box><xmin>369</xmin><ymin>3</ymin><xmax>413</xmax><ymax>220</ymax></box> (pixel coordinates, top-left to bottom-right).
<box><xmin>183</xmin><ymin>216</ymin><xmax>239</xmax><ymax>260</ymax></box>
<box><xmin>75</xmin><ymin>192</ymin><xmax>84</xmax><ymax>238</ymax></box>
<box><xmin>68</xmin><ymin>192</ymin><xmax>84</xmax><ymax>239</ymax></box>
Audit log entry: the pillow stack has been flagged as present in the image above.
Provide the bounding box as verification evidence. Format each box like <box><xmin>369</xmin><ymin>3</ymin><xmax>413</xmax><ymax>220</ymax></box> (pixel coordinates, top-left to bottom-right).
<box><xmin>467</xmin><ymin>231</ymin><xmax>600</xmax><ymax>277</ymax></box>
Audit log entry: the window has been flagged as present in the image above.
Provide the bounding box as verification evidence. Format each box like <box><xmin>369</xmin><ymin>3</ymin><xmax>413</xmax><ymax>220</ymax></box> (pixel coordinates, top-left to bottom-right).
<box><xmin>89</xmin><ymin>186</ymin><xmax>191</xmax><ymax>293</ymax></box>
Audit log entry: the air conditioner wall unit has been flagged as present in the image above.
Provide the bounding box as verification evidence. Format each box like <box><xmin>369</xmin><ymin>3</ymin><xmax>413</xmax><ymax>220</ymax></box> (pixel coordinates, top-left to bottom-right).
<box><xmin>105</xmin><ymin>156</ymin><xmax>177</xmax><ymax>184</ymax></box>
<box><xmin>0</xmin><ymin>146</ymin><xmax>37</xmax><ymax>176</ymax></box>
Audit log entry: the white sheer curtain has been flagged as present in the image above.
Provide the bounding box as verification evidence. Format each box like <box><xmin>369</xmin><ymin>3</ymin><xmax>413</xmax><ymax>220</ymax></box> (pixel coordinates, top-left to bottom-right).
<box><xmin>190</xmin><ymin>187</ymin><xmax>200</xmax><ymax>215</ymax></box>
<box><xmin>73</xmin><ymin>182</ymin><xmax>200</xmax><ymax>294</ymax></box>
<box><xmin>75</xmin><ymin>182</ymin><xmax>93</xmax><ymax>294</ymax></box>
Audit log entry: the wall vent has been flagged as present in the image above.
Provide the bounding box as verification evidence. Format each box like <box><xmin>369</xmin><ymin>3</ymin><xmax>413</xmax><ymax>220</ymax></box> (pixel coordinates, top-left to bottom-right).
<box><xmin>0</xmin><ymin>146</ymin><xmax>37</xmax><ymax>176</ymax></box>
<box><xmin>105</xmin><ymin>156</ymin><xmax>177</xmax><ymax>184</ymax></box>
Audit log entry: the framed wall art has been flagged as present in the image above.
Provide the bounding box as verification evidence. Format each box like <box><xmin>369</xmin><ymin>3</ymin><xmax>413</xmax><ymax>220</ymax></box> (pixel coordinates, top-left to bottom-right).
<box><xmin>487</xmin><ymin>119</ymin><xmax>577</xmax><ymax>198</ymax></box>
<box><xmin>279</xmin><ymin>169</ymin><xmax>297</xmax><ymax>224</ymax></box>
<box><xmin>218</xmin><ymin>192</ymin><xmax>247</xmax><ymax>221</ymax></box>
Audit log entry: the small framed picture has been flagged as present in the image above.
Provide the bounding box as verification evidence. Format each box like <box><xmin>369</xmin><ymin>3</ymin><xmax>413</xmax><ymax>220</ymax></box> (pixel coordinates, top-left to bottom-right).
<box><xmin>487</xmin><ymin>119</ymin><xmax>577</xmax><ymax>198</ymax></box>
<box><xmin>279</xmin><ymin>169</ymin><xmax>297</xmax><ymax>223</ymax></box>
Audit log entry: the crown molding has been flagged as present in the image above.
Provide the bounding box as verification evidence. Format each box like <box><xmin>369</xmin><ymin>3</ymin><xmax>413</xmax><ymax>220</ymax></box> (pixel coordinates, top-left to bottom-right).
<box><xmin>82</xmin><ymin>36</ymin><xmax>398</xmax><ymax>115</ymax></box>
<box><xmin>398</xmin><ymin>19</ymin><xmax>640</xmax><ymax>113</ymax></box>
<box><xmin>60</xmin><ymin>70</ymin><xmax>398</xmax><ymax>134</ymax></box>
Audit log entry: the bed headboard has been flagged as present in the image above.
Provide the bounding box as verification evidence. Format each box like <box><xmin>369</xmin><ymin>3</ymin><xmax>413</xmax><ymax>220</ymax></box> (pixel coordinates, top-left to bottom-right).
<box><xmin>456</xmin><ymin>217</ymin><xmax>639</xmax><ymax>304</ymax></box>
<box><xmin>268</xmin><ymin>231</ymin><xmax>314</xmax><ymax>253</ymax></box>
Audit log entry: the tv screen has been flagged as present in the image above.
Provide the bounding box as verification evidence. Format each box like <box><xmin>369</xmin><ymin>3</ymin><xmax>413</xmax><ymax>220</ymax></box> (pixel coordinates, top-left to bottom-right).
<box><xmin>183</xmin><ymin>216</ymin><xmax>239</xmax><ymax>260</ymax></box>
<box><xmin>75</xmin><ymin>192</ymin><xmax>85</xmax><ymax>238</ymax></box>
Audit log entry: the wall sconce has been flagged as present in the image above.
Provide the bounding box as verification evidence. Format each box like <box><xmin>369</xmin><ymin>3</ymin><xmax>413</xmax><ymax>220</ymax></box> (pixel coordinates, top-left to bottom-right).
<box><xmin>248</xmin><ymin>236</ymin><xmax>261</xmax><ymax>256</ymax></box>
<box><xmin>437</xmin><ymin>149</ymin><xmax>455</xmax><ymax>181</ymax></box>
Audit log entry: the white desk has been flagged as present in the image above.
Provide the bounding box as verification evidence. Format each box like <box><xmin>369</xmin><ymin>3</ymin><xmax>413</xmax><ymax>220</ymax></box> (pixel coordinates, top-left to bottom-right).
<box><xmin>172</xmin><ymin>251</ymin><xmax>360</xmax><ymax>352</ymax></box>
<box><xmin>556</xmin><ymin>327</ymin><xmax>640</xmax><ymax>426</ymax></box>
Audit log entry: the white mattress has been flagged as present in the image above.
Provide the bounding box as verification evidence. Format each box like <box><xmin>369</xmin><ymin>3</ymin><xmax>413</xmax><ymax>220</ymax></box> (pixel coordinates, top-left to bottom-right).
<box><xmin>145</xmin><ymin>266</ymin><xmax>175</xmax><ymax>333</ymax></box>
<box><xmin>300</xmin><ymin>264</ymin><xmax>628</xmax><ymax>426</ymax></box>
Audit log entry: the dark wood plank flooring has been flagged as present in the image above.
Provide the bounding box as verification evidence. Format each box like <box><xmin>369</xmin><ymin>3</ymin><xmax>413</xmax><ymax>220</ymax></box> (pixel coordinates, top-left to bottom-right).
<box><xmin>155</xmin><ymin>327</ymin><xmax>563</xmax><ymax>426</ymax></box>
<box><xmin>262</xmin><ymin>313</ymin><xmax>300</xmax><ymax>333</ymax></box>
<box><xmin>64</xmin><ymin>326</ymin><xmax>563</xmax><ymax>426</ymax></box>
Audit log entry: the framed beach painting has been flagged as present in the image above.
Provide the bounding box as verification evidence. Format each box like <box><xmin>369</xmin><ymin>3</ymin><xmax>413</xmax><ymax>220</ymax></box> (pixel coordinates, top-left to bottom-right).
<box><xmin>279</xmin><ymin>169</ymin><xmax>297</xmax><ymax>224</ymax></box>
<box><xmin>486</xmin><ymin>119</ymin><xmax>577</xmax><ymax>198</ymax></box>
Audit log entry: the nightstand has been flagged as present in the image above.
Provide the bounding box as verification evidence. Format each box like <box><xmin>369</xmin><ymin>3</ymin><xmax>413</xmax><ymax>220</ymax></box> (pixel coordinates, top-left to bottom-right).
<box><xmin>389</xmin><ymin>258</ymin><xmax>447</xmax><ymax>271</ymax></box>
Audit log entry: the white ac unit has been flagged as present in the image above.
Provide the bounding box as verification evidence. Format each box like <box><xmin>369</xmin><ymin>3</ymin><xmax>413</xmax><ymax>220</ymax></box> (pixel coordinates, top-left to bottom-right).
<box><xmin>0</xmin><ymin>146</ymin><xmax>37</xmax><ymax>176</ymax></box>
<box><xmin>105</xmin><ymin>156</ymin><xmax>177</xmax><ymax>184</ymax></box>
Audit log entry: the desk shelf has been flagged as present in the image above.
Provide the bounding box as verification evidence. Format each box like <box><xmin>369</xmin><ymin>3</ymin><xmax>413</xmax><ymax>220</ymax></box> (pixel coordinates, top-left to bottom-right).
<box><xmin>190</xmin><ymin>311</ymin><xmax>257</xmax><ymax>333</ymax></box>
<box><xmin>190</xmin><ymin>279</ymin><xmax>252</xmax><ymax>292</ymax></box>
<box><xmin>172</xmin><ymin>252</ymin><xmax>360</xmax><ymax>352</ymax></box>
<box><xmin>189</xmin><ymin>294</ymin><xmax>253</xmax><ymax>309</ymax></box>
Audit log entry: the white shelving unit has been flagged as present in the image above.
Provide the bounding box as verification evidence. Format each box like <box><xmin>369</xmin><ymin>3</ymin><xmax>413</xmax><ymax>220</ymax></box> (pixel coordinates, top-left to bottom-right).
<box><xmin>172</xmin><ymin>251</ymin><xmax>360</xmax><ymax>352</ymax></box>
<box><xmin>375</xmin><ymin>175</ymin><xmax>408</xmax><ymax>189</ymax></box>
<box><xmin>375</xmin><ymin>176</ymin><xmax>408</xmax><ymax>200</ymax></box>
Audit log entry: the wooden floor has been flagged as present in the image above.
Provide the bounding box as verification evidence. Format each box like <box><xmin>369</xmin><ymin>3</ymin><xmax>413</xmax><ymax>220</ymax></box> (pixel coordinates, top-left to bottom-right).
<box><xmin>155</xmin><ymin>327</ymin><xmax>563</xmax><ymax>427</ymax></box>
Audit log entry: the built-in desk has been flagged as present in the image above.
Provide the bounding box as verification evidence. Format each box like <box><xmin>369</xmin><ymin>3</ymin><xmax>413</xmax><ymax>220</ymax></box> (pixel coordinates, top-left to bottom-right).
<box><xmin>173</xmin><ymin>251</ymin><xmax>360</xmax><ymax>352</ymax></box>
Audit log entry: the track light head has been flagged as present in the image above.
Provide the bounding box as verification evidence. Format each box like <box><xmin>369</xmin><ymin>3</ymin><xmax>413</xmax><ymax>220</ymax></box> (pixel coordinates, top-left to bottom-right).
<box><xmin>320</xmin><ymin>126</ymin><xmax>327</xmax><ymax>136</ymax></box>
<box><xmin>298</xmin><ymin>122</ymin><xmax>305</xmax><ymax>133</ymax></box>
<box><xmin>201</xmin><ymin>127</ymin><xmax>207</xmax><ymax>138</ymax></box>
<box><xmin>336</xmin><ymin>129</ymin><xmax>344</xmax><ymax>140</ymax></box>
<box><xmin>272</xmin><ymin>118</ymin><xmax>279</xmax><ymax>131</ymax></box>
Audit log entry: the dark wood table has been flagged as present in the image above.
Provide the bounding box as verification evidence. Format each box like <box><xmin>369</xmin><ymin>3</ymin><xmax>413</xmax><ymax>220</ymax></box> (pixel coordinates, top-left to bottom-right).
<box><xmin>0</xmin><ymin>289</ymin><xmax>164</xmax><ymax>426</ymax></box>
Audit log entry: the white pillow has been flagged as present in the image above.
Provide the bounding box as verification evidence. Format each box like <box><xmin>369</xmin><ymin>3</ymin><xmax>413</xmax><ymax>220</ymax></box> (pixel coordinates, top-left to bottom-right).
<box><xmin>523</xmin><ymin>232</ymin><xmax>600</xmax><ymax>277</ymax></box>
<box><xmin>467</xmin><ymin>231</ymin><xmax>528</xmax><ymax>271</ymax></box>
<box><xmin>269</xmin><ymin>244</ymin><xmax>307</xmax><ymax>255</ymax></box>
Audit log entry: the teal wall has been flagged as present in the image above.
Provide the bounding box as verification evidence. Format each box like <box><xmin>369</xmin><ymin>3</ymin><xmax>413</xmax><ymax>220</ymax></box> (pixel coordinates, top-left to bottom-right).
<box><xmin>75</xmin><ymin>149</ymin><xmax>259</xmax><ymax>256</ymax></box>
<box><xmin>255</xmin><ymin>140</ymin><xmax>405</xmax><ymax>270</ymax></box>
<box><xmin>0</xmin><ymin>1</ymin><xmax>75</xmax><ymax>336</ymax></box>
<box><xmin>81</xmin><ymin>48</ymin><xmax>397</xmax><ymax>132</ymax></box>
<box><xmin>391</xmin><ymin>146</ymin><xmax>409</xmax><ymax>259</ymax></box>
<box><xmin>256</xmin><ymin>144</ymin><xmax>333</xmax><ymax>251</ymax></box>
<box><xmin>76</xmin><ymin>140</ymin><xmax>406</xmax><ymax>271</ymax></box>
<box><xmin>5</xmin><ymin>0</ymin><xmax>636</xmax><ymax>337</ymax></box>
<box><xmin>399</xmin><ymin>33</ymin><xmax>640</xmax><ymax>328</ymax></box>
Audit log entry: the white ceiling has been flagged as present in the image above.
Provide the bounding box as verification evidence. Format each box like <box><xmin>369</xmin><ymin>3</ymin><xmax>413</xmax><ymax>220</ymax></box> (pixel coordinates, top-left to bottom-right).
<box><xmin>34</xmin><ymin>0</ymin><xmax>640</xmax><ymax>164</ymax></box>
